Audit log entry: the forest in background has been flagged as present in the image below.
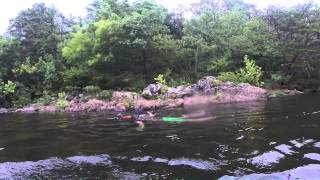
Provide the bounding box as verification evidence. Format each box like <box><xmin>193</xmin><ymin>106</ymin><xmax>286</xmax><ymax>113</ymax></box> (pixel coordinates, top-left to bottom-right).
<box><xmin>0</xmin><ymin>0</ymin><xmax>320</xmax><ymax>107</ymax></box>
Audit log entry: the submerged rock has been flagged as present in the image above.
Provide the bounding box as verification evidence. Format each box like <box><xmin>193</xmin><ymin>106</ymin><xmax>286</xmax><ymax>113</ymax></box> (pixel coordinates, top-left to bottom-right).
<box><xmin>266</xmin><ymin>89</ymin><xmax>303</xmax><ymax>98</ymax></box>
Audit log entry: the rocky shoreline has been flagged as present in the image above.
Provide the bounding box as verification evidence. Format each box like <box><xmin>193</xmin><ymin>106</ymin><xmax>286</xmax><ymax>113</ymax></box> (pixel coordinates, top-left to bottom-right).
<box><xmin>0</xmin><ymin>76</ymin><xmax>304</xmax><ymax>114</ymax></box>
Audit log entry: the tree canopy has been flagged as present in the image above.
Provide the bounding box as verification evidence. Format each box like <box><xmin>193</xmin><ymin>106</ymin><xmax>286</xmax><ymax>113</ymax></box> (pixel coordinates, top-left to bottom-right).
<box><xmin>0</xmin><ymin>0</ymin><xmax>319</xmax><ymax>107</ymax></box>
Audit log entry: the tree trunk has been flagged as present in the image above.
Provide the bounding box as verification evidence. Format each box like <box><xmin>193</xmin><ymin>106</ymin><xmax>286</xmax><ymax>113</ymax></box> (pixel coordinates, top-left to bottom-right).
<box><xmin>194</xmin><ymin>45</ymin><xmax>199</xmax><ymax>78</ymax></box>
<box><xmin>285</xmin><ymin>54</ymin><xmax>298</xmax><ymax>76</ymax></box>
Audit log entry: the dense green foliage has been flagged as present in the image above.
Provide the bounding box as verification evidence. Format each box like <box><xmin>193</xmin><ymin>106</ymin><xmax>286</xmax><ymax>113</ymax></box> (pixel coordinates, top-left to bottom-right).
<box><xmin>97</xmin><ymin>90</ymin><xmax>113</xmax><ymax>100</ymax></box>
<box><xmin>56</xmin><ymin>92</ymin><xmax>69</xmax><ymax>109</ymax></box>
<box><xmin>219</xmin><ymin>55</ymin><xmax>263</xmax><ymax>85</ymax></box>
<box><xmin>0</xmin><ymin>0</ymin><xmax>319</xmax><ymax>107</ymax></box>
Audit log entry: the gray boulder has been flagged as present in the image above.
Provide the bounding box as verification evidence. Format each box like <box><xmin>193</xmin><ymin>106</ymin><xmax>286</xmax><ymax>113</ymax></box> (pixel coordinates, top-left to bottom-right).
<box><xmin>197</xmin><ymin>76</ymin><xmax>219</xmax><ymax>94</ymax></box>
<box><xmin>66</xmin><ymin>95</ymin><xmax>74</xmax><ymax>101</ymax></box>
<box><xmin>214</xmin><ymin>81</ymin><xmax>236</xmax><ymax>92</ymax></box>
<box><xmin>167</xmin><ymin>85</ymin><xmax>194</xmax><ymax>98</ymax></box>
<box><xmin>142</xmin><ymin>84</ymin><xmax>162</xmax><ymax>98</ymax></box>
<box><xmin>167</xmin><ymin>87</ymin><xmax>177</xmax><ymax>97</ymax></box>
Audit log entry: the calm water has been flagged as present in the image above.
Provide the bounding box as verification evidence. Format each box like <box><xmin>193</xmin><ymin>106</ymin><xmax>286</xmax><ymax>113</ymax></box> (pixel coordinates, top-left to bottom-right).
<box><xmin>0</xmin><ymin>95</ymin><xmax>320</xmax><ymax>179</ymax></box>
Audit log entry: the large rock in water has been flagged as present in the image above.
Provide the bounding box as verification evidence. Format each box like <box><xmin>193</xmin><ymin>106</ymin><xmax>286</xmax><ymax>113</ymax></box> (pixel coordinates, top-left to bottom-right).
<box><xmin>140</xmin><ymin>76</ymin><xmax>267</xmax><ymax>104</ymax></box>
<box><xmin>197</xmin><ymin>76</ymin><xmax>219</xmax><ymax>94</ymax></box>
<box><xmin>213</xmin><ymin>82</ymin><xmax>268</xmax><ymax>102</ymax></box>
<box><xmin>142</xmin><ymin>84</ymin><xmax>162</xmax><ymax>98</ymax></box>
<box><xmin>167</xmin><ymin>85</ymin><xmax>195</xmax><ymax>98</ymax></box>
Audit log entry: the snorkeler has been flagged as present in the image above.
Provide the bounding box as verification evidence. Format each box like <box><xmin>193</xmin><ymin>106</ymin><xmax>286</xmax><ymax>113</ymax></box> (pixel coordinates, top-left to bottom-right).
<box><xmin>116</xmin><ymin>108</ymin><xmax>156</xmax><ymax>131</ymax></box>
<box><xmin>117</xmin><ymin>108</ymin><xmax>155</xmax><ymax>122</ymax></box>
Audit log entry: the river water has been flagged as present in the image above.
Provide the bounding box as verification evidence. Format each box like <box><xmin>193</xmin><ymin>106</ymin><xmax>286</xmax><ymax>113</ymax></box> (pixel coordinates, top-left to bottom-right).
<box><xmin>0</xmin><ymin>94</ymin><xmax>319</xmax><ymax>179</ymax></box>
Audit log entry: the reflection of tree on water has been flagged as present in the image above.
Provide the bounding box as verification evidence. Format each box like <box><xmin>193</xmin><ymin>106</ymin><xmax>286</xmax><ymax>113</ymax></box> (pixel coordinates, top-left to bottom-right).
<box><xmin>181</xmin><ymin>95</ymin><xmax>217</xmax><ymax>122</ymax></box>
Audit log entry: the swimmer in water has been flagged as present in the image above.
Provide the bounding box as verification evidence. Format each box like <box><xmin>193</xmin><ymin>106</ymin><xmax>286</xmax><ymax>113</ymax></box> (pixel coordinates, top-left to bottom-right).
<box><xmin>132</xmin><ymin>109</ymin><xmax>155</xmax><ymax>131</ymax></box>
<box><xmin>117</xmin><ymin>108</ymin><xmax>156</xmax><ymax>131</ymax></box>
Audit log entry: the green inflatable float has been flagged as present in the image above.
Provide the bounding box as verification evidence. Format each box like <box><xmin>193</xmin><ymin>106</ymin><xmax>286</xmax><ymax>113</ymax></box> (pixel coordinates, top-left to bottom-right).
<box><xmin>161</xmin><ymin>117</ymin><xmax>188</xmax><ymax>122</ymax></box>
